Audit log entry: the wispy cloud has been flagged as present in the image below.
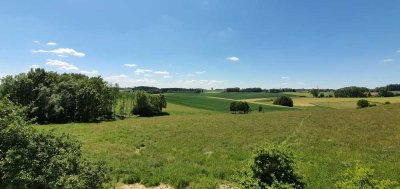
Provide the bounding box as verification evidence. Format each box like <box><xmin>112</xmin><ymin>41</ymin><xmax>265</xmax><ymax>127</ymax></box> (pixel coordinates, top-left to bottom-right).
<box><xmin>281</xmin><ymin>82</ymin><xmax>288</xmax><ymax>85</ymax></box>
<box><xmin>174</xmin><ymin>79</ymin><xmax>227</xmax><ymax>88</ymax></box>
<box><xmin>281</xmin><ymin>76</ymin><xmax>289</xmax><ymax>79</ymax></box>
<box><xmin>33</xmin><ymin>48</ymin><xmax>85</xmax><ymax>57</ymax></box>
<box><xmin>105</xmin><ymin>74</ymin><xmax>157</xmax><ymax>87</ymax></box>
<box><xmin>381</xmin><ymin>58</ymin><xmax>394</xmax><ymax>63</ymax></box>
<box><xmin>46</xmin><ymin>42</ymin><xmax>57</xmax><ymax>46</ymax></box>
<box><xmin>135</xmin><ymin>68</ymin><xmax>170</xmax><ymax>77</ymax></box>
<box><xmin>195</xmin><ymin>71</ymin><xmax>206</xmax><ymax>75</ymax></box>
<box><xmin>30</xmin><ymin>64</ymin><xmax>39</xmax><ymax>69</ymax></box>
<box><xmin>33</xmin><ymin>40</ymin><xmax>40</xmax><ymax>44</ymax></box>
<box><xmin>80</xmin><ymin>70</ymin><xmax>98</xmax><ymax>75</ymax></box>
<box><xmin>123</xmin><ymin>64</ymin><xmax>137</xmax><ymax>67</ymax></box>
<box><xmin>226</xmin><ymin>56</ymin><xmax>240</xmax><ymax>62</ymax></box>
<box><xmin>46</xmin><ymin>59</ymin><xmax>78</xmax><ymax>70</ymax></box>
<box><xmin>58</xmin><ymin>55</ymin><xmax>69</xmax><ymax>58</ymax></box>
<box><xmin>296</xmin><ymin>82</ymin><xmax>305</xmax><ymax>85</ymax></box>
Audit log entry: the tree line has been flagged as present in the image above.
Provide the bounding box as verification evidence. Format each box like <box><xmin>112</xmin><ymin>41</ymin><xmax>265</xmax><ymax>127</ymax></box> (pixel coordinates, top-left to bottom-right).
<box><xmin>0</xmin><ymin>69</ymin><xmax>118</xmax><ymax>123</ymax></box>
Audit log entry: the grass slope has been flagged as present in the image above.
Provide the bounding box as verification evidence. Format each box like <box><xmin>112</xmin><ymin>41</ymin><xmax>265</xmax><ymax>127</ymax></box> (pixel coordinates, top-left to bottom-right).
<box><xmin>38</xmin><ymin>104</ymin><xmax>400</xmax><ymax>188</ymax></box>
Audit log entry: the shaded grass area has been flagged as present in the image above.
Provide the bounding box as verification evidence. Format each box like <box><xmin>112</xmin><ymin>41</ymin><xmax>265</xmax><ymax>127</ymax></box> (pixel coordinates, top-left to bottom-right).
<box><xmin>37</xmin><ymin>104</ymin><xmax>400</xmax><ymax>188</ymax></box>
<box><xmin>165</xmin><ymin>93</ymin><xmax>294</xmax><ymax>112</ymax></box>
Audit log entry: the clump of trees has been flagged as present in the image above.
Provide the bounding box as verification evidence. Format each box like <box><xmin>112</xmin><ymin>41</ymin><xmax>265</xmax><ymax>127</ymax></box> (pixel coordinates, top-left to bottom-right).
<box><xmin>357</xmin><ymin>99</ymin><xmax>370</xmax><ymax>108</ymax></box>
<box><xmin>0</xmin><ymin>69</ymin><xmax>117</xmax><ymax>123</ymax></box>
<box><xmin>269</xmin><ymin>88</ymin><xmax>296</xmax><ymax>93</ymax></box>
<box><xmin>230</xmin><ymin>101</ymin><xmax>251</xmax><ymax>114</ymax></box>
<box><xmin>335</xmin><ymin>164</ymin><xmax>399</xmax><ymax>189</ymax></box>
<box><xmin>131</xmin><ymin>90</ymin><xmax>167</xmax><ymax>117</ymax></box>
<box><xmin>0</xmin><ymin>97</ymin><xmax>110</xmax><ymax>189</ymax></box>
<box><xmin>226</xmin><ymin>87</ymin><xmax>241</xmax><ymax>92</ymax></box>
<box><xmin>310</xmin><ymin>88</ymin><xmax>320</xmax><ymax>98</ymax></box>
<box><xmin>334</xmin><ymin>86</ymin><xmax>370</xmax><ymax>98</ymax></box>
<box><xmin>237</xmin><ymin>144</ymin><xmax>305</xmax><ymax>189</ymax></box>
<box><xmin>273</xmin><ymin>96</ymin><xmax>294</xmax><ymax>107</ymax></box>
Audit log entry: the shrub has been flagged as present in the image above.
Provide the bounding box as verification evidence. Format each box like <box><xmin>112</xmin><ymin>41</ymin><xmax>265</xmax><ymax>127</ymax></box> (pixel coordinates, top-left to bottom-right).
<box><xmin>357</xmin><ymin>99</ymin><xmax>369</xmax><ymax>108</ymax></box>
<box><xmin>0</xmin><ymin>98</ymin><xmax>110</xmax><ymax>189</ymax></box>
<box><xmin>384</xmin><ymin>101</ymin><xmax>391</xmax><ymax>104</ymax></box>
<box><xmin>273</xmin><ymin>96</ymin><xmax>293</xmax><ymax>107</ymax></box>
<box><xmin>132</xmin><ymin>90</ymin><xmax>167</xmax><ymax>117</ymax></box>
<box><xmin>335</xmin><ymin>164</ymin><xmax>399</xmax><ymax>189</ymax></box>
<box><xmin>238</xmin><ymin>144</ymin><xmax>305</xmax><ymax>189</ymax></box>
<box><xmin>230</xmin><ymin>101</ymin><xmax>251</xmax><ymax>114</ymax></box>
<box><xmin>258</xmin><ymin>105</ymin><xmax>263</xmax><ymax>112</ymax></box>
<box><xmin>310</xmin><ymin>89</ymin><xmax>319</xmax><ymax>98</ymax></box>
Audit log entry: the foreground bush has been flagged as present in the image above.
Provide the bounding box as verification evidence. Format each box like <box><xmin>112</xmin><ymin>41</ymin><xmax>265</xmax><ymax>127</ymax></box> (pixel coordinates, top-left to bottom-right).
<box><xmin>0</xmin><ymin>97</ymin><xmax>110</xmax><ymax>189</ymax></box>
<box><xmin>238</xmin><ymin>144</ymin><xmax>305</xmax><ymax>189</ymax></box>
<box><xmin>357</xmin><ymin>99</ymin><xmax>369</xmax><ymax>108</ymax></box>
<box><xmin>273</xmin><ymin>96</ymin><xmax>294</xmax><ymax>107</ymax></box>
<box><xmin>335</xmin><ymin>164</ymin><xmax>399</xmax><ymax>189</ymax></box>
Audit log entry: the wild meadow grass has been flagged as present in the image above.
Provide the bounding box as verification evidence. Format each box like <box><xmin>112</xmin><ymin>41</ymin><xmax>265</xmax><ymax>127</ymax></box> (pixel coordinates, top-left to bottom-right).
<box><xmin>37</xmin><ymin>103</ymin><xmax>400</xmax><ymax>188</ymax></box>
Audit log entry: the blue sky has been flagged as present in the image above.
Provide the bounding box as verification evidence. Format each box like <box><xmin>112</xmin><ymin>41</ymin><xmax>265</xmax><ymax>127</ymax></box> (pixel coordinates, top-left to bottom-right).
<box><xmin>0</xmin><ymin>0</ymin><xmax>399</xmax><ymax>89</ymax></box>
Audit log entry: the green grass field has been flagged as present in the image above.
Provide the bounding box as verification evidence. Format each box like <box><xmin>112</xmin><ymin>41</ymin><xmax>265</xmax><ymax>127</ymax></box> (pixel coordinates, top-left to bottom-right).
<box><xmin>37</xmin><ymin>102</ymin><xmax>400</xmax><ymax>188</ymax></box>
<box><xmin>165</xmin><ymin>93</ymin><xmax>295</xmax><ymax>112</ymax></box>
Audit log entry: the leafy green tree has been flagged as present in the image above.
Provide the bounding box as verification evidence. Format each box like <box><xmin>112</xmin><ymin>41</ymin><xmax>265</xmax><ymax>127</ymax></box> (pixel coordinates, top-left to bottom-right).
<box><xmin>258</xmin><ymin>105</ymin><xmax>263</xmax><ymax>112</ymax></box>
<box><xmin>273</xmin><ymin>96</ymin><xmax>294</xmax><ymax>107</ymax></box>
<box><xmin>238</xmin><ymin>144</ymin><xmax>305</xmax><ymax>189</ymax></box>
<box><xmin>0</xmin><ymin>97</ymin><xmax>110</xmax><ymax>189</ymax></box>
<box><xmin>335</xmin><ymin>164</ymin><xmax>399</xmax><ymax>189</ymax></box>
<box><xmin>310</xmin><ymin>89</ymin><xmax>320</xmax><ymax>98</ymax></box>
<box><xmin>357</xmin><ymin>99</ymin><xmax>369</xmax><ymax>108</ymax></box>
<box><xmin>230</xmin><ymin>101</ymin><xmax>238</xmax><ymax>113</ymax></box>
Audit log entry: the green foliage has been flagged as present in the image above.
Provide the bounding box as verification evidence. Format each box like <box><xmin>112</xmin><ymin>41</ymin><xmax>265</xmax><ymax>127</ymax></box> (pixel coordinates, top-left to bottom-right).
<box><xmin>310</xmin><ymin>89</ymin><xmax>320</xmax><ymax>98</ymax></box>
<box><xmin>0</xmin><ymin>98</ymin><xmax>110</xmax><ymax>189</ymax></box>
<box><xmin>258</xmin><ymin>105</ymin><xmax>263</xmax><ymax>112</ymax></box>
<box><xmin>357</xmin><ymin>99</ymin><xmax>369</xmax><ymax>108</ymax></box>
<box><xmin>0</xmin><ymin>69</ymin><xmax>115</xmax><ymax>123</ymax></box>
<box><xmin>273</xmin><ymin>96</ymin><xmax>294</xmax><ymax>107</ymax></box>
<box><xmin>226</xmin><ymin>87</ymin><xmax>241</xmax><ymax>92</ymax></box>
<box><xmin>378</xmin><ymin>89</ymin><xmax>394</xmax><ymax>97</ymax></box>
<box><xmin>238</xmin><ymin>144</ymin><xmax>305</xmax><ymax>189</ymax></box>
<box><xmin>132</xmin><ymin>90</ymin><xmax>167</xmax><ymax>117</ymax></box>
<box><xmin>384</xmin><ymin>101</ymin><xmax>391</xmax><ymax>104</ymax></box>
<box><xmin>230</xmin><ymin>101</ymin><xmax>251</xmax><ymax>114</ymax></box>
<box><xmin>335</xmin><ymin>164</ymin><xmax>399</xmax><ymax>189</ymax></box>
<box><xmin>334</xmin><ymin>86</ymin><xmax>370</xmax><ymax>98</ymax></box>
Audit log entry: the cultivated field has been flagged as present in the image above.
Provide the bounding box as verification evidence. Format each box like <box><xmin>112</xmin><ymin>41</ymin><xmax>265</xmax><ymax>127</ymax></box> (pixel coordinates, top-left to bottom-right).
<box><xmin>37</xmin><ymin>95</ymin><xmax>400</xmax><ymax>188</ymax></box>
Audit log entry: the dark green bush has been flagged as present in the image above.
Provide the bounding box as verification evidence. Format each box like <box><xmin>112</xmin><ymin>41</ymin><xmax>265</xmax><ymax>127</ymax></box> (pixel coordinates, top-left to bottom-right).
<box><xmin>230</xmin><ymin>101</ymin><xmax>251</xmax><ymax>114</ymax></box>
<box><xmin>384</xmin><ymin>101</ymin><xmax>391</xmax><ymax>104</ymax></box>
<box><xmin>238</xmin><ymin>144</ymin><xmax>305</xmax><ymax>189</ymax></box>
<box><xmin>258</xmin><ymin>105</ymin><xmax>263</xmax><ymax>112</ymax></box>
<box><xmin>357</xmin><ymin>99</ymin><xmax>369</xmax><ymax>108</ymax></box>
<box><xmin>132</xmin><ymin>90</ymin><xmax>167</xmax><ymax>117</ymax></box>
<box><xmin>273</xmin><ymin>96</ymin><xmax>293</xmax><ymax>107</ymax></box>
<box><xmin>0</xmin><ymin>97</ymin><xmax>110</xmax><ymax>189</ymax></box>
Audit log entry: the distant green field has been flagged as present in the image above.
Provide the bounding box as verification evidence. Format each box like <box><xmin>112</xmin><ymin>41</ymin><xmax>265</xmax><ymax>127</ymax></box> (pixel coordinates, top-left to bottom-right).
<box><xmin>202</xmin><ymin>92</ymin><xmax>298</xmax><ymax>100</ymax></box>
<box><xmin>165</xmin><ymin>93</ymin><xmax>294</xmax><ymax>112</ymax></box>
<box><xmin>37</xmin><ymin>104</ymin><xmax>400</xmax><ymax>188</ymax></box>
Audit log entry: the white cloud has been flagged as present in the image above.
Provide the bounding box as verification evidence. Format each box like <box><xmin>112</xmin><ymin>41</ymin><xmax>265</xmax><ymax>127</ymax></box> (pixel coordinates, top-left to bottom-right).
<box><xmin>296</xmin><ymin>82</ymin><xmax>305</xmax><ymax>85</ymax></box>
<box><xmin>46</xmin><ymin>42</ymin><xmax>57</xmax><ymax>46</ymax></box>
<box><xmin>33</xmin><ymin>40</ymin><xmax>40</xmax><ymax>44</ymax></box>
<box><xmin>58</xmin><ymin>55</ymin><xmax>69</xmax><ymax>58</ymax></box>
<box><xmin>80</xmin><ymin>70</ymin><xmax>98</xmax><ymax>75</ymax></box>
<box><xmin>105</xmin><ymin>74</ymin><xmax>157</xmax><ymax>87</ymax></box>
<box><xmin>135</xmin><ymin>68</ymin><xmax>170</xmax><ymax>77</ymax></box>
<box><xmin>281</xmin><ymin>82</ymin><xmax>288</xmax><ymax>85</ymax></box>
<box><xmin>153</xmin><ymin>71</ymin><xmax>169</xmax><ymax>75</ymax></box>
<box><xmin>226</xmin><ymin>56</ymin><xmax>240</xmax><ymax>62</ymax></box>
<box><xmin>123</xmin><ymin>64</ymin><xmax>137</xmax><ymax>67</ymax></box>
<box><xmin>163</xmin><ymin>75</ymin><xmax>172</xmax><ymax>79</ymax></box>
<box><xmin>174</xmin><ymin>79</ymin><xmax>227</xmax><ymax>88</ymax></box>
<box><xmin>30</xmin><ymin>64</ymin><xmax>39</xmax><ymax>69</ymax></box>
<box><xmin>46</xmin><ymin>59</ymin><xmax>79</xmax><ymax>70</ymax></box>
<box><xmin>33</xmin><ymin>48</ymin><xmax>85</xmax><ymax>57</ymax></box>
<box><xmin>195</xmin><ymin>71</ymin><xmax>206</xmax><ymax>75</ymax></box>
<box><xmin>281</xmin><ymin>76</ymin><xmax>289</xmax><ymax>79</ymax></box>
<box><xmin>381</xmin><ymin>58</ymin><xmax>394</xmax><ymax>63</ymax></box>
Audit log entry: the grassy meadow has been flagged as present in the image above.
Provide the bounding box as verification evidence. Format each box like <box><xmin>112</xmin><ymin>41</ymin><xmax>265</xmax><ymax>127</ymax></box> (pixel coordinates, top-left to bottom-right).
<box><xmin>37</xmin><ymin>92</ymin><xmax>400</xmax><ymax>188</ymax></box>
